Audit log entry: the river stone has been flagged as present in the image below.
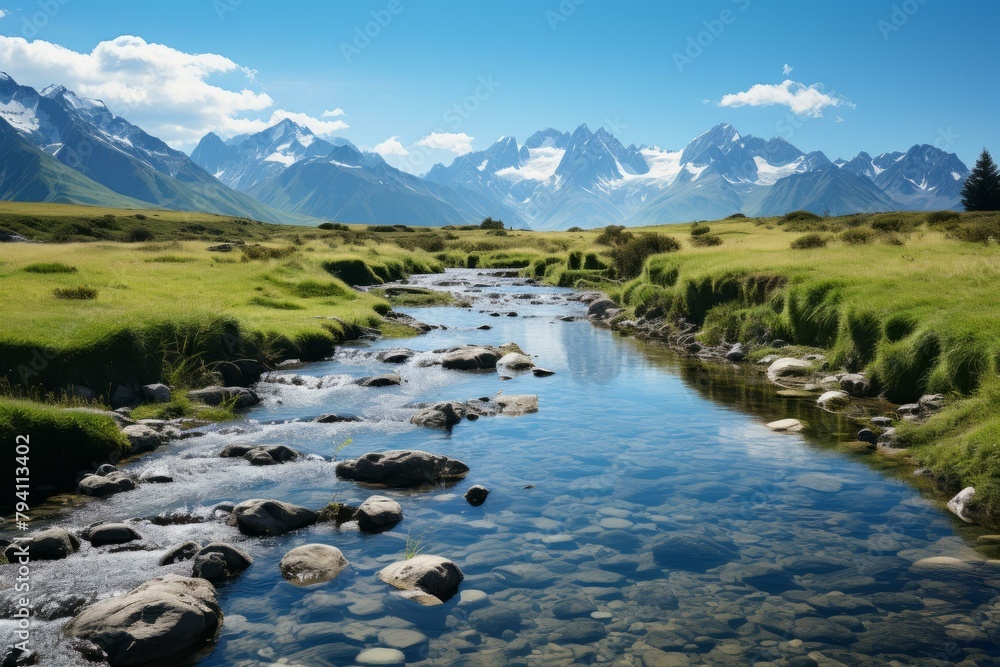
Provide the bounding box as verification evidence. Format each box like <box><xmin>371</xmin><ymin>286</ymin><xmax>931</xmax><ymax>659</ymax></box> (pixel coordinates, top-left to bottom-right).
<box><xmin>82</xmin><ymin>523</ymin><xmax>141</xmax><ymax>547</ymax></box>
<box><xmin>650</xmin><ymin>532</ymin><xmax>740</xmax><ymax>571</ymax></box>
<box><xmin>497</xmin><ymin>352</ymin><xmax>533</xmax><ymax>370</ymax></box>
<box><xmin>871</xmin><ymin>416</ymin><xmax>893</xmax><ymax>427</ymax></box>
<box><xmin>354</xmin><ymin>373</ymin><xmax>402</xmax><ymax>388</ymax></box>
<box><xmin>838</xmin><ymin>373</ymin><xmax>869</xmax><ymax>397</ymax></box>
<box><xmin>279</xmin><ymin>544</ymin><xmax>349</xmax><ymax>585</ymax></box>
<box><xmin>791</xmin><ymin>617</ymin><xmax>855</xmax><ymax>644</ymax></box>
<box><xmin>377</xmin><ymin>348</ymin><xmax>416</xmax><ymax>364</ymax></box>
<box><xmin>918</xmin><ymin>393</ymin><xmax>946</xmax><ymax>412</ymax></box>
<box><xmin>378</xmin><ymin>555</ymin><xmax>464</xmax><ymax>602</ymax></box>
<box><xmin>96</xmin><ymin>464</ymin><xmax>118</xmax><ymax>476</ymax></box>
<box><xmin>531</xmin><ymin>367</ymin><xmax>556</xmax><ymax>377</ymax></box>
<box><xmin>230</xmin><ymin>499</ymin><xmax>318</xmax><ymax>536</ymax></box>
<box><xmin>767</xmin><ymin>418</ymin><xmax>803</xmax><ymax>432</ymax></box>
<box><xmin>441</xmin><ymin>346</ymin><xmax>502</xmax><ymax>371</ymax></box>
<box><xmin>947</xmin><ymin>486</ymin><xmax>976</xmax><ymax>523</ymax></box>
<box><xmin>464</xmin><ymin>485</ymin><xmax>490</xmax><ymax>506</ymax></box>
<box><xmin>3</xmin><ymin>527</ymin><xmax>80</xmax><ymax>561</ymax></box>
<box><xmin>139</xmin><ymin>471</ymin><xmax>173</xmax><ymax>484</ymax></box>
<box><xmin>77</xmin><ymin>472</ymin><xmax>135</xmax><ymax>498</ymax></box>
<box><xmin>491</xmin><ymin>563</ymin><xmax>556</xmax><ymax>587</ymax></box>
<box><xmin>122</xmin><ymin>425</ymin><xmax>167</xmax><ymax>453</ymax></box>
<box><xmin>551</xmin><ymin>619</ymin><xmax>607</xmax><ymax>644</ymax></box>
<box><xmin>495</xmin><ymin>394</ymin><xmax>539</xmax><ymax>415</ymax></box>
<box><xmin>468</xmin><ymin>606</ymin><xmax>522</xmax><ymax>636</ymax></box>
<box><xmin>767</xmin><ymin>358</ymin><xmax>814</xmax><ymax>382</ymax></box>
<box><xmin>857</xmin><ymin>428</ymin><xmax>878</xmax><ymax>446</ymax></box>
<box><xmin>159</xmin><ymin>541</ymin><xmax>202</xmax><ymax>566</ymax></box>
<box><xmin>725</xmin><ymin>343</ymin><xmax>746</xmax><ymax>362</ymax></box>
<box><xmin>141</xmin><ymin>383</ymin><xmax>172</xmax><ymax>403</ymax></box>
<box><xmin>64</xmin><ymin>575</ymin><xmax>222</xmax><ymax>667</ymax></box>
<box><xmin>192</xmin><ymin>543</ymin><xmax>252</xmax><ymax>580</ymax></box>
<box><xmin>817</xmin><ymin>390</ymin><xmax>850</xmax><ymax>410</ymax></box>
<box><xmin>187</xmin><ymin>386</ymin><xmax>260</xmax><ymax>408</ymax></box>
<box><xmin>587</xmin><ymin>298</ymin><xmax>618</xmax><ymax>319</ymax></box>
<box><xmin>377</xmin><ymin>628</ymin><xmax>428</xmax><ymax>650</ymax></box>
<box><xmin>897</xmin><ymin>403</ymin><xmax>921</xmax><ymax>417</ymax></box>
<box><xmin>356</xmin><ymin>648</ymin><xmax>406</xmax><ymax>665</ymax></box>
<box><xmin>796</xmin><ymin>473</ymin><xmax>844</xmax><ymax>493</ymax></box>
<box><xmin>356</xmin><ymin>496</ymin><xmax>403</xmax><ymax>532</ymax></box>
<box><xmin>336</xmin><ymin>450</ymin><xmax>470</xmax><ymax>487</ymax></box>
<box><xmin>806</xmin><ymin>592</ymin><xmax>877</xmax><ymax>615</ymax></box>
<box><xmin>315</xmin><ymin>413</ymin><xmax>361</xmax><ymax>423</ymax></box>
<box><xmin>410</xmin><ymin>401</ymin><xmax>467</xmax><ymax>429</ymax></box>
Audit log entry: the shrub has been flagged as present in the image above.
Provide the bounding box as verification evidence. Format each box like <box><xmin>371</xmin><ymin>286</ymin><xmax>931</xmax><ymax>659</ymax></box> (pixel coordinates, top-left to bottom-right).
<box><xmin>240</xmin><ymin>245</ymin><xmax>297</xmax><ymax>262</ymax></box>
<box><xmin>567</xmin><ymin>251</ymin><xmax>583</xmax><ymax>270</ymax></box>
<box><xmin>133</xmin><ymin>214</ymin><xmax>148</xmax><ymax>220</ymax></box>
<box><xmin>609</xmin><ymin>233</ymin><xmax>681</xmax><ymax>279</ymax></box>
<box><xmin>24</xmin><ymin>262</ymin><xmax>77</xmax><ymax>274</ymax></box>
<box><xmin>567</xmin><ymin>226</ymin><xmax>584</xmax><ymax>232</ymax></box>
<box><xmin>54</xmin><ymin>286</ymin><xmax>98</xmax><ymax>300</ymax></box>
<box><xmin>782</xmin><ymin>210</ymin><xmax>822</xmax><ymax>223</ymax></box>
<box><xmin>691</xmin><ymin>225</ymin><xmax>711</xmax><ymax>236</ymax></box>
<box><xmin>583</xmin><ymin>252</ymin><xmax>606</xmax><ymax>270</ymax></box>
<box><xmin>790</xmin><ymin>233</ymin><xmax>830</xmax><ymax>249</ymax></box>
<box><xmin>595</xmin><ymin>225</ymin><xmax>633</xmax><ymax>246</ymax></box>
<box><xmin>123</xmin><ymin>228</ymin><xmax>153</xmax><ymax>243</ymax></box>
<box><xmin>927</xmin><ymin>210</ymin><xmax>960</xmax><ymax>225</ymax></box>
<box><xmin>321</xmin><ymin>258</ymin><xmax>382</xmax><ymax>285</ymax></box>
<box><xmin>690</xmin><ymin>234</ymin><xmax>723</xmax><ymax>247</ymax></box>
<box><xmin>884</xmin><ymin>313</ymin><xmax>917</xmax><ymax>342</ymax></box>
<box><xmin>840</xmin><ymin>227</ymin><xmax>875</xmax><ymax>245</ymax></box>
<box><xmin>726</xmin><ymin>213</ymin><xmax>747</xmax><ymax>219</ymax></box>
<box><xmin>480</xmin><ymin>217</ymin><xmax>505</xmax><ymax>230</ymax></box>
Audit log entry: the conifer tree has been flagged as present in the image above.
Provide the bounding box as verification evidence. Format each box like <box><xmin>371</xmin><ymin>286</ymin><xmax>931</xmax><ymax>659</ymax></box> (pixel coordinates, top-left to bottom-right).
<box><xmin>961</xmin><ymin>149</ymin><xmax>1000</xmax><ymax>211</ymax></box>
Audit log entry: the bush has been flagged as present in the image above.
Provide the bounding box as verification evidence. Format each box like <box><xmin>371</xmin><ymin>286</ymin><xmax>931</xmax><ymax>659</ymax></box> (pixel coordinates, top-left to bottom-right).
<box><xmin>840</xmin><ymin>228</ymin><xmax>875</xmax><ymax>245</ymax></box>
<box><xmin>690</xmin><ymin>234</ymin><xmax>723</xmax><ymax>247</ymax></box>
<box><xmin>317</xmin><ymin>222</ymin><xmax>349</xmax><ymax>231</ymax></box>
<box><xmin>24</xmin><ymin>262</ymin><xmax>77</xmax><ymax>274</ymax></box>
<box><xmin>609</xmin><ymin>233</ymin><xmax>681</xmax><ymax>279</ymax></box>
<box><xmin>790</xmin><ymin>233</ymin><xmax>830</xmax><ymax>250</ymax></box>
<box><xmin>690</xmin><ymin>225</ymin><xmax>711</xmax><ymax>236</ymax></box>
<box><xmin>480</xmin><ymin>217</ymin><xmax>505</xmax><ymax>230</ymax></box>
<box><xmin>782</xmin><ymin>210</ymin><xmax>822</xmax><ymax>223</ymax></box>
<box><xmin>595</xmin><ymin>225</ymin><xmax>633</xmax><ymax>246</ymax></box>
<box><xmin>54</xmin><ymin>286</ymin><xmax>98</xmax><ymax>300</ymax></box>
<box><xmin>123</xmin><ymin>228</ymin><xmax>153</xmax><ymax>243</ymax></box>
<box><xmin>567</xmin><ymin>226</ymin><xmax>584</xmax><ymax>232</ymax></box>
<box><xmin>567</xmin><ymin>251</ymin><xmax>583</xmax><ymax>270</ymax></box>
<box><xmin>583</xmin><ymin>252</ymin><xmax>606</xmax><ymax>270</ymax></box>
<box><xmin>321</xmin><ymin>258</ymin><xmax>382</xmax><ymax>285</ymax></box>
<box><xmin>726</xmin><ymin>213</ymin><xmax>747</xmax><ymax>219</ymax></box>
<box><xmin>927</xmin><ymin>210</ymin><xmax>960</xmax><ymax>225</ymax></box>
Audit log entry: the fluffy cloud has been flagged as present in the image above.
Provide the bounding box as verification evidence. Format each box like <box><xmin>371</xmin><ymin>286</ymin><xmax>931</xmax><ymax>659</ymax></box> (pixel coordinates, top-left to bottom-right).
<box><xmin>719</xmin><ymin>79</ymin><xmax>852</xmax><ymax>118</ymax></box>
<box><xmin>0</xmin><ymin>10</ymin><xmax>9</xmax><ymax>18</ymax></box>
<box><xmin>0</xmin><ymin>35</ymin><xmax>348</xmax><ymax>147</ymax></box>
<box><xmin>322</xmin><ymin>108</ymin><xmax>346</xmax><ymax>118</ymax></box>
<box><xmin>414</xmin><ymin>132</ymin><xmax>474</xmax><ymax>155</ymax></box>
<box><xmin>372</xmin><ymin>136</ymin><xmax>410</xmax><ymax>156</ymax></box>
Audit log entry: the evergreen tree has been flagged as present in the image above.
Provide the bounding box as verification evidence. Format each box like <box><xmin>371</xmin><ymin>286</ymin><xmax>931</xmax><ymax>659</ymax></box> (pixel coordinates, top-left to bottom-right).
<box><xmin>961</xmin><ymin>149</ymin><xmax>1000</xmax><ymax>211</ymax></box>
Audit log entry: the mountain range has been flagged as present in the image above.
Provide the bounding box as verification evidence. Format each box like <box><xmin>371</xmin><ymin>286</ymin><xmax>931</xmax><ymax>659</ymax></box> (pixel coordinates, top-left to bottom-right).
<box><xmin>0</xmin><ymin>72</ymin><xmax>971</xmax><ymax>229</ymax></box>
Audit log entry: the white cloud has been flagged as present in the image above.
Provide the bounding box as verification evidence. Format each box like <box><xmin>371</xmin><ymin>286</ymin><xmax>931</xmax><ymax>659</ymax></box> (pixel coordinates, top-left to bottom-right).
<box><xmin>0</xmin><ymin>10</ymin><xmax>9</xmax><ymax>18</ymax></box>
<box><xmin>782</xmin><ymin>63</ymin><xmax>793</xmax><ymax>75</ymax></box>
<box><xmin>322</xmin><ymin>108</ymin><xmax>345</xmax><ymax>118</ymax></box>
<box><xmin>414</xmin><ymin>132</ymin><xmax>474</xmax><ymax>155</ymax></box>
<box><xmin>373</xmin><ymin>136</ymin><xmax>409</xmax><ymax>156</ymax></box>
<box><xmin>718</xmin><ymin>79</ymin><xmax>852</xmax><ymax>118</ymax></box>
<box><xmin>0</xmin><ymin>35</ymin><xmax>348</xmax><ymax>147</ymax></box>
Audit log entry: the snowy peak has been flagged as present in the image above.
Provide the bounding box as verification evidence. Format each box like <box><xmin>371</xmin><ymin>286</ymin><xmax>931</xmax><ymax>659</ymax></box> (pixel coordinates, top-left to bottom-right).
<box><xmin>524</xmin><ymin>128</ymin><xmax>571</xmax><ymax>150</ymax></box>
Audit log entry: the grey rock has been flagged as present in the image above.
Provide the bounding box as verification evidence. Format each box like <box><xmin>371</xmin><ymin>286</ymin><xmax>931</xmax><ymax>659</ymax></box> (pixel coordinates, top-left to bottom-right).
<box><xmin>464</xmin><ymin>485</ymin><xmax>490</xmax><ymax>506</ymax></box>
<box><xmin>191</xmin><ymin>542</ymin><xmax>252</xmax><ymax>580</ymax></box>
<box><xmin>410</xmin><ymin>401</ymin><xmax>468</xmax><ymax>429</ymax></box>
<box><xmin>870</xmin><ymin>416</ymin><xmax>893</xmax><ymax>427</ymax></box>
<box><xmin>354</xmin><ymin>373</ymin><xmax>402</xmax><ymax>388</ymax></box>
<box><xmin>66</xmin><ymin>384</ymin><xmax>99</xmax><ymax>402</ymax></box>
<box><xmin>877</xmin><ymin>427</ymin><xmax>898</xmax><ymax>448</ymax></box>
<box><xmin>187</xmin><ymin>386</ymin><xmax>260</xmax><ymax>408</ymax></box>
<box><xmin>219</xmin><ymin>443</ymin><xmax>298</xmax><ymax>466</ymax></box>
<box><xmin>377</xmin><ymin>348</ymin><xmax>416</xmax><ymax>364</ymax></box>
<box><xmin>315</xmin><ymin>413</ymin><xmax>361</xmax><ymax>423</ymax></box>
<box><xmin>468</xmin><ymin>606</ymin><xmax>522</xmax><ymax>636</ymax></box>
<box><xmin>64</xmin><ymin>575</ymin><xmax>222</xmax><ymax>666</ymax></box>
<box><xmin>230</xmin><ymin>499</ymin><xmax>318</xmax><ymax>537</ymax></box>
<box><xmin>139</xmin><ymin>471</ymin><xmax>173</xmax><ymax>484</ymax></box>
<box><xmin>82</xmin><ymin>523</ymin><xmax>141</xmax><ymax>547</ymax></box>
<box><xmin>496</xmin><ymin>352</ymin><xmax>533</xmax><ymax>370</ymax></box>
<box><xmin>767</xmin><ymin>358</ymin><xmax>813</xmax><ymax>383</ymax></box>
<box><xmin>336</xmin><ymin>450</ymin><xmax>469</xmax><ymax>488</ymax></box>
<box><xmin>857</xmin><ymin>428</ymin><xmax>878</xmax><ymax>446</ymax></box>
<box><xmin>918</xmin><ymin>393</ymin><xmax>945</xmax><ymax>412</ymax></box>
<box><xmin>725</xmin><ymin>343</ymin><xmax>745</xmax><ymax>362</ymax></box>
<box><xmin>111</xmin><ymin>385</ymin><xmax>141</xmax><ymax>410</ymax></box>
<box><xmin>817</xmin><ymin>390</ymin><xmax>850</xmax><ymax>410</ymax></box>
<box><xmin>356</xmin><ymin>495</ymin><xmax>403</xmax><ymax>533</ymax></box>
<box><xmin>838</xmin><ymin>373</ymin><xmax>869</xmax><ymax>397</ymax></box>
<box><xmin>531</xmin><ymin>367</ymin><xmax>556</xmax><ymax>377</ymax></box>
<box><xmin>159</xmin><ymin>541</ymin><xmax>202</xmax><ymax>566</ymax></box>
<box><xmin>96</xmin><ymin>464</ymin><xmax>118</xmax><ymax>476</ymax></box>
<box><xmin>551</xmin><ymin>619</ymin><xmax>607</xmax><ymax>644</ymax></box>
<box><xmin>121</xmin><ymin>425</ymin><xmax>167</xmax><ymax>453</ymax></box>
<box><xmin>441</xmin><ymin>346</ymin><xmax>502</xmax><ymax>371</ymax></box>
<box><xmin>897</xmin><ymin>403</ymin><xmax>921</xmax><ymax>417</ymax></box>
<box><xmin>3</xmin><ymin>527</ymin><xmax>80</xmax><ymax>561</ymax></box>
<box><xmin>279</xmin><ymin>544</ymin><xmax>349</xmax><ymax>585</ymax></box>
<box><xmin>947</xmin><ymin>486</ymin><xmax>976</xmax><ymax>523</ymax></box>
<box><xmin>141</xmin><ymin>383</ymin><xmax>172</xmax><ymax>403</ymax></box>
<box><xmin>378</xmin><ymin>555</ymin><xmax>464</xmax><ymax>603</ymax></box>
<box><xmin>650</xmin><ymin>532</ymin><xmax>740</xmax><ymax>571</ymax></box>
<box><xmin>587</xmin><ymin>298</ymin><xmax>618</xmax><ymax>319</ymax></box>
<box><xmin>792</xmin><ymin>616</ymin><xmax>855</xmax><ymax>644</ymax></box>
<box><xmin>77</xmin><ymin>472</ymin><xmax>135</xmax><ymax>498</ymax></box>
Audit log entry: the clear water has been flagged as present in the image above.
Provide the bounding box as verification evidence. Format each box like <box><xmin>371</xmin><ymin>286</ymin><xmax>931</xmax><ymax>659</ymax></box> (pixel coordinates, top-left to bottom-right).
<box><xmin>3</xmin><ymin>270</ymin><xmax>1000</xmax><ymax>667</ymax></box>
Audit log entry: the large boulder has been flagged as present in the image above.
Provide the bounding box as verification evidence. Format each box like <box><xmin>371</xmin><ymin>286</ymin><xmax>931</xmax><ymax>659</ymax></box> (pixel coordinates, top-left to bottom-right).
<box><xmin>410</xmin><ymin>401</ymin><xmax>468</xmax><ymax>429</ymax></box>
<box><xmin>82</xmin><ymin>523</ymin><xmax>141</xmax><ymax>547</ymax></box>
<box><xmin>441</xmin><ymin>347</ymin><xmax>502</xmax><ymax>371</ymax></box>
<box><xmin>817</xmin><ymin>390</ymin><xmax>851</xmax><ymax>410</ymax></box>
<box><xmin>377</xmin><ymin>555</ymin><xmax>464</xmax><ymax>603</ymax></box>
<box><xmin>121</xmin><ymin>425</ymin><xmax>168</xmax><ymax>453</ymax></box>
<box><xmin>947</xmin><ymin>487</ymin><xmax>976</xmax><ymax>523</ymax></box>
<box><xmin>3</xmin><ymin>527</ymin><xmax>79</xmax><ymax>561</ymax></box>
<box><xmin>78</xmin><ymin>472</ymin><xmax>135</xmax><ymax>498</ymax></box>
<box><xmin>279</xmin><ymin>544</ymin><xmax>349</xmax><ymax>585</ymax></box>
<box><xmin>377</xmin><ymin>348</ymin><xmax>416</xmax><ymax>364</ymax></box>
<box><xmin>497</xmin><ymin>353</ymin><xmax>533</xmax><ymax>371</ymax></box>
<box><xmin>191</xmin><ymin>543</ymin><xmax>252</xmax><ymax>580</ymax></box>
<box><xmin>356</xmin><ymin>496</ymin><xmax>403</xmax><ymax>533</ymax></box>
<box><xmin>219</xmin><ymin>443</ymin><xmax>298</xmax><ymax>466</ymax></box>
<box><xmin>187</xmin><ymin>386</ymin><xmax>260</xmax><ymax>409</ymax></box>
<box><xmin>336</xmin><ymin>450</ymin><xmax>469</xmax><ymax>488</ymax></box>
<box><xmin>64</xmin><ymin>575</ymin><xmax>222</xmax><ymax>667</ymax></box>
<box><xmin>229</xmin><ymin>499</ymin><xmax>318</xmax><ymax>537</ymax></box>
<box><xmin>141</xmin><ymin>384</ymin><xmax>172</xmax><ymax>403</ymax></box>
<box><xmin>587</xmin><ymin>298</ymin><xmax>618</xmax><ymax>319</ymax></box>
<box><xmin>839</xmin><ymin>374</ymin><xmax>870</xmax><ymax>397</ymax></box>
<box><xmin>766</xmin><ymin>358</ymin><xmax>814</xmax><ymax>383</ymax></box>
<box><xmin>159</xmin><ymin>541</ymin><xmax>202</xmax><ymax>566</ymax></box>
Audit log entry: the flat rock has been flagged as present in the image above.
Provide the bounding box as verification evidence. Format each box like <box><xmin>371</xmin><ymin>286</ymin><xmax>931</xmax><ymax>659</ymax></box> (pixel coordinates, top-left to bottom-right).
<box><xmin>378</xmin><ymin>555</ymin><xmax>464</xmax><ymax>603</ymax></box>
<box><xmin>767</xmin><ymin>358</ymin><xmax>814</xmax><ymax>383</ymax></box>
<box><xmin>650</xmin><ymin>532</ymin><xmax>740</xmax><ymax>571</ymax></box>
<box><xmin>440</xmin><ymin>346</ymin><xmax>502</xmax><ymax>371</ymax></box>
<box><xmin>817</xmin><ymin>390</ymin><xmax>850</xmax><ymax>410</ymax></box>
<box><xmin>766</xmin><ymin>418</ymin><xmax>803</xmax><ymax>432</ymax></box>
<box><xmin>336</xmin><ymin>450</ymin><xmax>469</xmax><ymax>487</ymax></box>
<box><xmin>410</xmin><ymin>401</ymin><xmax>467</xmax><ymax>429</ymax></box>
<box><xmin>354</xmin><ymin>374</ymin><xmax>402</xmax><ymax>388</ymax></box>
<box><xmin>356</xmin><ymin>648</ymin><xmax>406</xmax><ymax>665</ymax></box>
<box><xmin>77</xmin><ymin>472</ymin><xmax>135</xmax><ymax>498</ymax></box>
<box><xmin>497</xmin><ymin>352</ymin><xmax>533</xmax><ymax>370</ymax></box>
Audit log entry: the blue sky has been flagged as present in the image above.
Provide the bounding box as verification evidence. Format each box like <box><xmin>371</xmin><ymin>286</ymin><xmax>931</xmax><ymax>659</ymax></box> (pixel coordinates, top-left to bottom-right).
<box><xmin>0</xmin><ymin>0</ymin><xmax>995</xmax><ymax>170</ymax></box>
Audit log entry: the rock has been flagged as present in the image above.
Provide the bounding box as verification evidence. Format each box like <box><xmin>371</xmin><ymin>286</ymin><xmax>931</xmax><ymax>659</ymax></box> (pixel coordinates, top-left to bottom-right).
<box><xmin>77</xmin><ymin>472</ymin><xmax>135</xmax><ymax>498</ymax></box>
<box><xmin>497</xmin><ymin>352</ymin><xmax>534</xmax><ymax>370</ymax></box>
<box><xmin>139</xmin><ymin>471</ymin><xmax>173</xmax><ymax>484</ymax></box>
<box><xmin>279</xmin><ymin>544</ymin><xmax>349</xmax><ymax>585</ymax></box>
<box><xmin>377</xmin><ymin>348</ymin><xmax>416</xmax><ymax>364</ymax></box>
<box><xmin>121</xmin><ymin>425</ymin><xmax>167</xmax><ymax>453</ymax></box>
<box><xmin>66</xmin><ymin>384</ymin><xmax>99</xmax><ymax>402</ymax></box>
<box><xmin>191</xmin><ymin>543</ymin><xmax>252</xmax><ymax>580</ymax></box>
<box><xmin>766</xmin><ymin>418</ymin><xmax>803</xmax><ymax>433</ymax></box>
<box><xmin>791</xmin><ymin>617</ymin><xmax>855</xmax><ymax>644</ymax></box>
<box><xmin>356</xmin><ymin>648</ymin><xmax>406</xmax><ymax>665</ymax></box>
<box><xmin>477</xmin><ymin>324</ymin><xmax>492</xmax><ymax>330</ymax></box>
<box><xmin>771</xmin><ymin>339</ymin><xmax>789</xmax><ymax>348</ymax></box>
<box><xmin>650</xmin><ymin>532</ymin><xmax>740</xmax><ymax>571</ymax></box>
<box><xmin>354</xmin><ymin>373</ymin><xmax>402</xmax><ymax>388</ymax></box>
<box><xmin>378</xmin><ymin>628</ymin><xmax>427</xmax><ymax>650</ymax></box>
<box><xmin>587</xmin><ymin>298</ymin><xmax>618</xmax><ymax>319</ymax></box>
<box><xmin>410</xmin><ymin>401</ymin><xmax>468</xmax><ymax>429</ymax></box>
<box><xmin>724</xmin><ymin>343</ymin><xmax>746</xmax><ymax>362</ymax></box>
<box><xmin>947</xmin><ymin>487</ymin><xmax>976</xmax><ymax>523</ymax></box>
<box><xmin>494</xmin><ymin>394</ymin><xmax>539</xmax><ymax>415</ymax></box>
<box><xmin>356</xmin><ymin>495</ymin><xmax>403</xmax><ymax>532</ymax></box>
<box><xmin>838</xmin><ymin>374</ymin><xmax>869</xmax><ymax>397</ymax></box>
<box><xmin>918</xmin><ymin>394</ymin><xmax>945</xmax><ymax>412</ymax></box>
<box><xmin>531</xmin><ymin>367</ymin><xmax>556</xmax><ymax>377</ymax></box>
<box><xmin>896</xmin><ymin>403</ymin><xmax>921</xmax><ymax>417</ymax></box>
<box><xmin>377</xmin><ymin>555</ymin><xmax>464</xmax><ymax>603</ymax></box>
<box><xmin>141</xmin><ymin>383</ymin><xmax>172</xmax><ymax>403</ymax></box>
<box><xmin>187</xmin><ymin>386</ymin><xmax>260</xmax><ymax>408</ymax></box>
<box><xmin>336</xmin><ymin>450</ymin><xmax>470</xmax><ymax>487</ymax></box>
<box><xmin>230</xmin><ymin>499</ymin><xmax>318</xmax><ymax>537</ymax></box>
<box><xmin>817</xmin><ymin>390</ymin><xmax>850</xmax><ymax>410</ymax></box>
<box><xmin>111</xmin><ymin>385</ymin><xmax>141</xmax><ymax>410</ymax></box>
<box><xmin>551</xmin><ymin>619</ymin><xmax>607</xmax><ymax>644</ymax></box>
<box><xmin>441</xmin><ymin>346</ymin><xmax>502</xmax><ymax>371</ymax></box>
<box><xmin>217</xmin><ymin>359</ymin><xmax>267</xmax><ymax>387</ymax></box>
<box><xmin>3</xmin><ymin>527</ymin><xmax>80</xmax><ymax>562</ymax></box>
<box><xmin>0</xmin><ymin>646</ymin><xmax>37</xmax><ymax>666</ymax></box>
<box><xmin>64</xmin><ymin>575</ymin><xmax>222</xmax><ymax>667</ymax></box>
<box><xmin>82</xmin><ymin>523</ymin><xmax>141</xmax><ymax>547</ymax></box>
<box><xmin>159</xmin><ymin>541</ymin><xmax>202</xmax><ymax>566</ymax></box>
<box><xmin>464</xmin><ymin>485</ymin><xmax>490</xmax><ymax>506</ymax></box>
<box><xmin>877</xmin><ymin>427</ymin><xmax>898</xmax><ymax>448</ymax></box>
<box><xmin>468</xmin><ymin>607</ymin><xmax>523</xmax><ymax>638</ymax></box>
<box><xmin>220</xmin><ymin>443</ymin><xmax>298</xmax><ymax>466</ymax></box>
<box><xmin>315</xmin><ymin>413</ymin><xmax>361</xmax><ymax>423</ymax></box>
<box><xmin>857</xmin><ymin>428</ymin><xmax>878</xmax><ymax>446</ymax></box>
<box><xmin>96</xmin><ymin>464</ymin><xmax>118</xmax><ymax>476</ymax></box>
<box><xmin>870</xmin><ymin>416</ymin><xmax>893</xmax><ymax>427</ymax></box>
<box><xmin>767</xmin><ymin>358</ymin><xmax>813</xmax><ymax>383</ymax></box>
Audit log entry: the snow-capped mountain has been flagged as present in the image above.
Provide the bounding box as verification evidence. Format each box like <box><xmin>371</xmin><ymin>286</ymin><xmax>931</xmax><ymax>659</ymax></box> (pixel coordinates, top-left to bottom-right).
<box><xmin>0</xmin><ymin>72</ymin><xmax>309</xmax><ymax>223</ymax></box>
<box><xmin>425</xmin><ymin>123</ymin><xmax>969</xmax><ymax>229</ymax></box>
<box><xmin>193</xmin><ymin>122</ymin><xmax>526</xmax><ymax>227</ymax></box>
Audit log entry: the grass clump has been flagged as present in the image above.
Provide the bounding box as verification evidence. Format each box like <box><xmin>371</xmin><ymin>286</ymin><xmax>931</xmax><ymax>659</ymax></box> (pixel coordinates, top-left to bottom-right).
<box><xmin>24</xmin><ymin>262</ymin><xmax>77</xmax><ymax>274</ymax></box>
<box><xmin>609</xmin><ymin>233</ymin><xmax>681</xmax><ymax>279</ymax></box>
<box><xmin>790</xmin><ymin>233</ymin><xmax>831</xmax><ymax>250</ymax></box>
<box><xmin>690</xmin><ymin>234</ymin><xmax>723</xmax><ymax>247</ymax></box>
<box><xmin>54</xmin><ymin>286</ymin><xmax>98</xmax><ymax>300</ymax></box>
